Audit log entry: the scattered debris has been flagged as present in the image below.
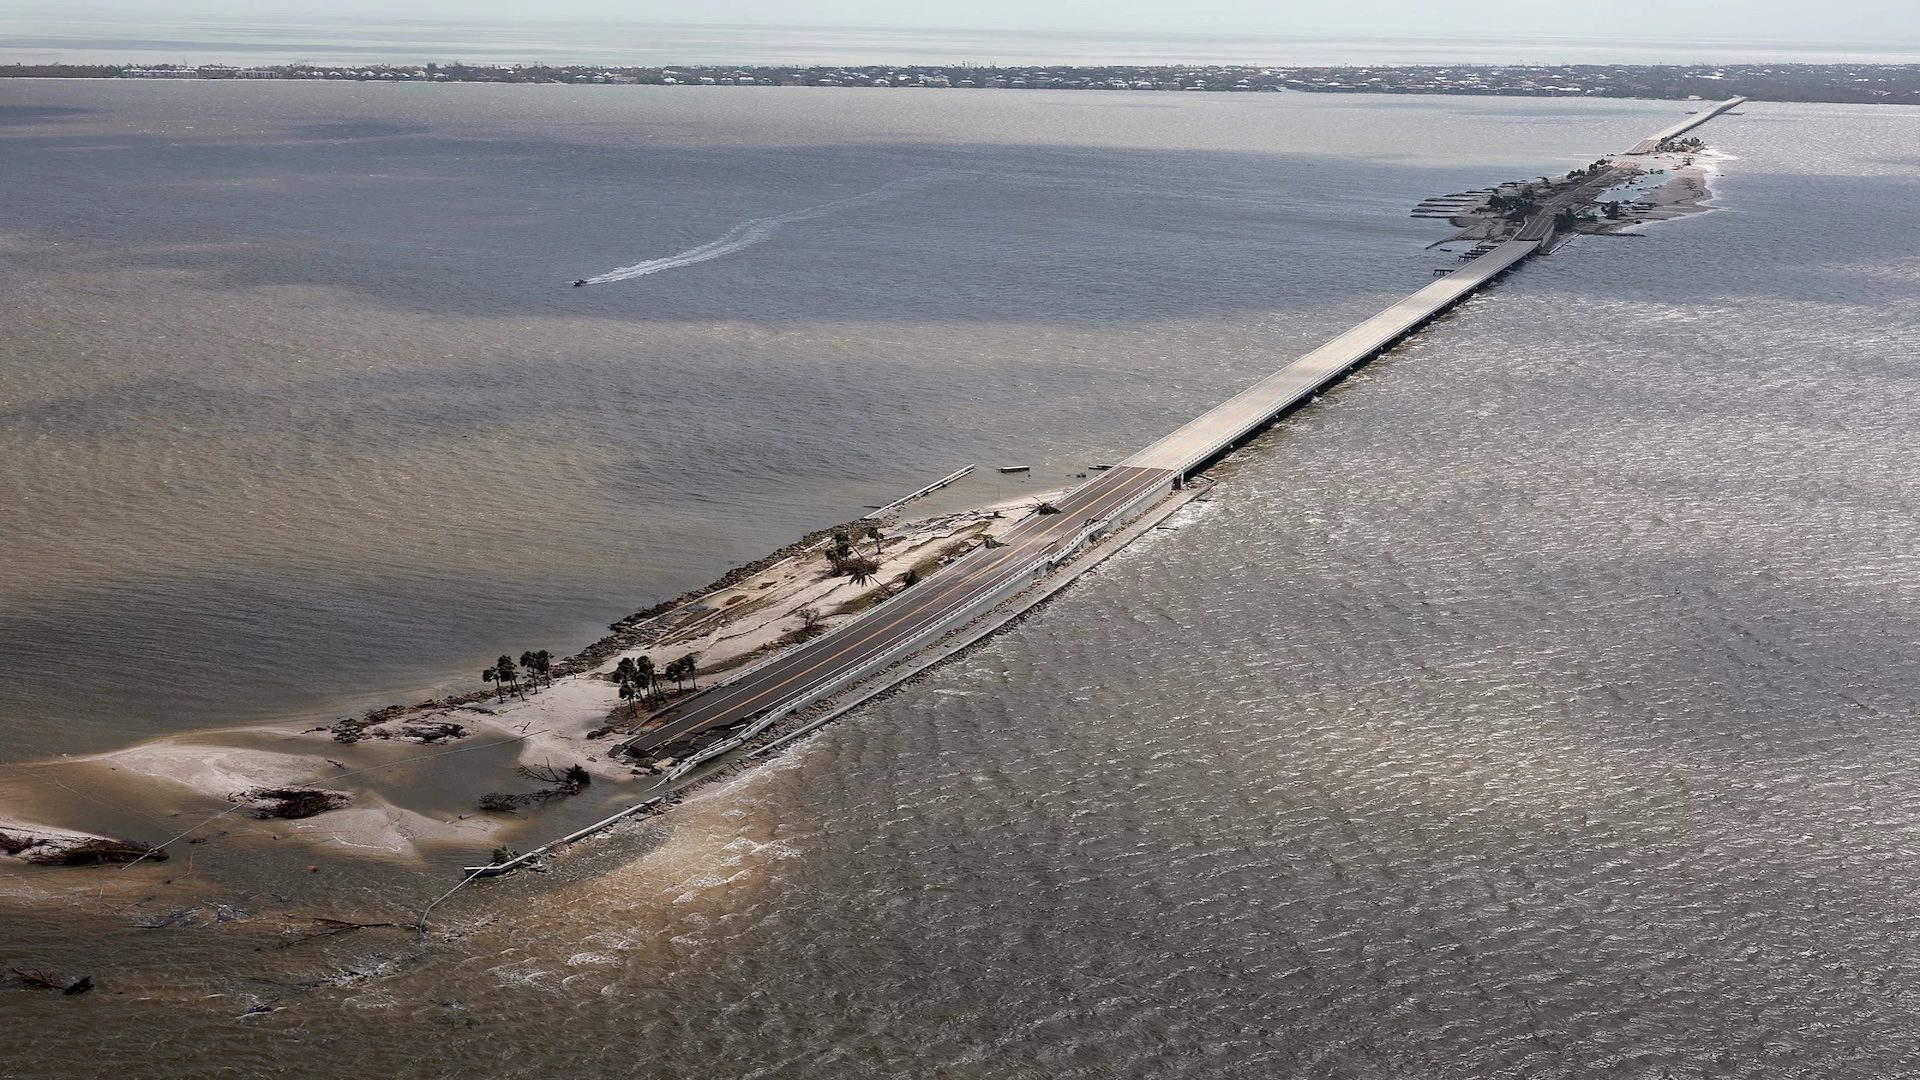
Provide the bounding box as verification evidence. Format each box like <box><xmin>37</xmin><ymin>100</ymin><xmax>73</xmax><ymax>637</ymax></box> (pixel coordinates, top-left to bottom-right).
<box><xmin>131</xmin><ymin>906</ymin><xmax>205</xmax><ymax>930</ymax></box>
<box><xmin>477</xmin><ymin>762</ymin><xmax>590</xmax><ymax>813</ymax></box>
<box><xmin>231</xmin><ymin>787</ymin><xmax>352</xmax><ymax>820</ymax></box>
<box><xmin>11</xmin><ymin>968</ymin><xmax>91</xmax><ymax>995</ymax></box>
<box><xmin>1</xmin><ymin>830</ymin><xmax>166</xmax><ymax>866</ymax></box>
<box><xmin>398</xmin><ymin>720</ymin><xmax>466</xmax><ymax>744</ymax></box>
<box><xmin>477</xmin><ymin>792</ymin><xmax>529</xmax><ymax>813</ymax></box>
<box><xmin>329</xmin><ymin>703</ymin><xmax>408</xmax><ymax>743</ymax></box>
<box><xmin>519</xmin><ymin>763</ymin><xmax>591</xmax><ymax>789</ymax></box>
<box><xmin>331</xmin><ymin>705</ymin><xmax>469</xmax><ymax>744</ymax></box>
<box><xmin>213</xmin><ymin>903</ymin><xmax>254</xmax><ymax>923</ymax></box>
<box><xmin>269</xmin><ymin>917</ymin><xmax>404</xmax><ymax>950</ymax></box>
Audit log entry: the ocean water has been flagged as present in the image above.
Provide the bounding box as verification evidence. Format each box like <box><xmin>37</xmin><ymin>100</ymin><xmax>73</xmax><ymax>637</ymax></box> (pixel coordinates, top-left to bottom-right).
<box><xmin>4</xmin><ymin>85</ymin><xmax>1920</xmax><ymax>1077</ymax></box>
<box><xmin>8</xmin><ymin>18</ymin><xmax>1920</xmax><ymax>67</ymax></box>
<box><xmin>0</xmin><ymin>83</ymin><xmax>1676</xmax><ymax>753</ymax></box>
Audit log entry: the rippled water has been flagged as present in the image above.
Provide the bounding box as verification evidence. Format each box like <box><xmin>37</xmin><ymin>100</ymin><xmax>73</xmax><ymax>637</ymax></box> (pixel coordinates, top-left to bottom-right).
<box><xmin>5</xmin><ymin>89</ymin><xmax>1920</xmax><ymax>1077</ymax></box>
<box><xmin>12</xmin><ymin>19</ymin><xmax>1920</xmax><ymax>67</ymax></box>
<box><xmin>0</xmin><ymin>84</ymin><xmax>1676</xmax><ymax>751</ymax></box>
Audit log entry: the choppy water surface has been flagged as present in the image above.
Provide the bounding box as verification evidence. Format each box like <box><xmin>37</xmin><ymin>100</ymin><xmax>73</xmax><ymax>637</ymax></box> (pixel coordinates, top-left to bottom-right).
<box><xmin>0</xmin><ymin>83</ymin><xmax>1675</xmax><ymax>751</ymax></box>
<box><xmin>4</xmin><ymin>88</ymin><xmax>1920</xmax><ymax>1076</ymax></box>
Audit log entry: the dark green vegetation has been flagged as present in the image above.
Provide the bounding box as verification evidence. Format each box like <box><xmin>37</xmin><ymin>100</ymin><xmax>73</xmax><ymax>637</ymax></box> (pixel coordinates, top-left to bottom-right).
<box><xmin>614</xmin><ymin>655</ymin><xmax>655</xmax><ymax>715</ymax></box>
<box><xmin>482</xmin><ymin>649</ymin><xmax>552</xmax><ymax>701</ymax></box>
<box><xmin>611</xmin><ymin>652</ymin><xmax>699</xmax><ymax>717</ymax></box>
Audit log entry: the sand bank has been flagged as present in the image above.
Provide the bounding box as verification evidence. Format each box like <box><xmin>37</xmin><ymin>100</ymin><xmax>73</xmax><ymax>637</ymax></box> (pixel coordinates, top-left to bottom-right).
<box><xmin>0</xmin><ymin>495</ymin><xmax>1052</xmax><ymax>868</ymax></box>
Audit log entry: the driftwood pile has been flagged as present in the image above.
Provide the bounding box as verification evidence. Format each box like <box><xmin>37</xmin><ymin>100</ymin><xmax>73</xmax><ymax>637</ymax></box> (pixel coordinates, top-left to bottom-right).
<box><xmin>329</xmin><ymin>703</ymin><xmax>412</xmax><ymax>743</ymax></box>
<box><xmin>231</xmin><ymin>787</ymin><xmax>352</xmax><ymax>820</ymax></box>
<box><xmin>0</xmin><ymin>830</ymin><xmax>165</xmax><ymax>866</ymax></box>
<box><xmin>477</xmin><ymin>763</ymin><xmax>591</xmax><ymax>813</ymax></box>
<box><xmin>328</xmin><ymin>705</ymin><xmax>468</xmax><ymax>744</ymax></box>
<box><xmin>397</xmin><ymin>720</ymin><xmax>466</xmax><ymax>743</ymax></box>
<box><xmin>11</xmin><ymin>968</ymin><xmax>92</xmax><ymax>995</ymax></box>
<box><xmin>269</xmin><ymin>916</ymin><xmax>403</xmax><ymax>950</ymax></box>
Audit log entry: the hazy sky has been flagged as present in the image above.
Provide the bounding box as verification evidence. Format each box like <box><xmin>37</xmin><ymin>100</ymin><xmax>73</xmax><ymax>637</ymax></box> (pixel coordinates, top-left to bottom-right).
<box><xmin>18</xmin><ymin>0</ymin><xmax>1918</xmax><ymax>44</ymax></box>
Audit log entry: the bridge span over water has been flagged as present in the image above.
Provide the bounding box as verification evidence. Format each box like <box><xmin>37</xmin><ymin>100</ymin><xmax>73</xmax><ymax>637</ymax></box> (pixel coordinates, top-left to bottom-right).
<box><xmin>622</xmin><ymin>235</ymin><xmax>1542</xmax><ymax>763</ymax></box>
<box><xmin>600</xmin><ymin>100</ymin><xmax>1748</xmax><ymax>802</ymax></box>
<box><xmin>1628</xmin><ymin>96</ymin><xmax>1746</xmax><ymax>155</ymax></box>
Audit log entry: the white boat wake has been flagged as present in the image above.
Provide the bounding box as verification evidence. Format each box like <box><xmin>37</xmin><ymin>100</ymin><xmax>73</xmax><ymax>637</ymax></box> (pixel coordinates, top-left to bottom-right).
<box><xmin>582</xmin><ymin>175</ymin><xmax>939</xmax><ymax>285</ymax></box>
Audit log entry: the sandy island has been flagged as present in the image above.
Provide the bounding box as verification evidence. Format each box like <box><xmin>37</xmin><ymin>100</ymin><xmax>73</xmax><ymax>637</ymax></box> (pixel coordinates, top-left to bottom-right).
<box><xmin>1</xmin><ymin>492</ymin><xmax>1061</xmax><ymax>866</ymax></box>
<box><xmin>1417</xmin><ymin>142</ymin><xmax>1724</xmax><ymax>252</ymax></box>
<box><xmin>3</xmin><ymin>135</ymin><xmax>1733</xmax><ymax>873</ymax></box>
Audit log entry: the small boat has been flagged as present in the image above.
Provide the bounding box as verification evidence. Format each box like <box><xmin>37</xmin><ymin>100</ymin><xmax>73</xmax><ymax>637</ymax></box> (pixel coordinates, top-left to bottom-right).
<box><xmin>997</xmin><ymin>465</ymin><xmax>1030</xmax><ymax>474</ymax></box>
<box><xmin>571</xmin><ymin>279</ymin><xmax>587</xmax><ymax>287</ymax></box>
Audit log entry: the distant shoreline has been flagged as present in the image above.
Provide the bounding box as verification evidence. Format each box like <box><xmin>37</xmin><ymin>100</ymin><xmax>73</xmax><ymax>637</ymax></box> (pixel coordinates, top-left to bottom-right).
<box><xmin>5</xmin><ymin>60</ymin><xmax>1919</xmax><ymax>105</ymax></box>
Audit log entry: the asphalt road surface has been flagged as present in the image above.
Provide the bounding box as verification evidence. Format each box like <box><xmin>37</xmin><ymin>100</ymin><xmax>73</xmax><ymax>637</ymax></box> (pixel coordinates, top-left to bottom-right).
<box><xmin>621</xmin><ymin>464</ymin><xmax>1177</xmax><ymax>757</ymax></box>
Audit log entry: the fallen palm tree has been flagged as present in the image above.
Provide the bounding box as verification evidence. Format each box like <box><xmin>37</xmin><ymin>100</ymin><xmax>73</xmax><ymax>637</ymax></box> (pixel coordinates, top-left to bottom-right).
<box><xmin>477</xmin><ymin>763</ymin><xmax>590</xmax><ymax>813</ymax></box>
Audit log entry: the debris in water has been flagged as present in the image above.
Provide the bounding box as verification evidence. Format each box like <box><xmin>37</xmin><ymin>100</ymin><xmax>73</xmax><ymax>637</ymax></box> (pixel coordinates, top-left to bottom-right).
<box><xmin>11</xmin><ymin>968</ymin><xmax>92</xmax><ymax>995</ymax></box>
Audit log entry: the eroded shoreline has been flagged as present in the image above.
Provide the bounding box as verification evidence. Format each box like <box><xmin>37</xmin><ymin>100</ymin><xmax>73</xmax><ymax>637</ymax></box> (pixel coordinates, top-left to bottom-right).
<box><xmin>1</xmin><ymin>125</ymin><xmax>1733</xmax><ymax>883</ymax></box>
<box><xmin>0</xmin><ymin>490</ymin><xmax>1062</xmax><ymax>870</ymax></box>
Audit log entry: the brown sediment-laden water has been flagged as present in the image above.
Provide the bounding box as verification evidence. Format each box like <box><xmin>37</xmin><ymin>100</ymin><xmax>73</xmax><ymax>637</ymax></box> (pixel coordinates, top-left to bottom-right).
<box><xmin>5</xmin><ymin>85</ymin><xmax>1920</xmax><ymax>1076</ymax></box>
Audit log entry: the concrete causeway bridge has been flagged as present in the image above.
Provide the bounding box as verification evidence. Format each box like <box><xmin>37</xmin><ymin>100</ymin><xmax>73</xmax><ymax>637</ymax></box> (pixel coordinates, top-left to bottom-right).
<box><xmin>616</xmin><ymin>98</ymin><xmax>1750</xmax><ymax>767</ymax></box>
<box><xmin>482</xmin><ymin>98</ymin><xmax>1750</xmax><ymax>871</ymax></box>
<box><xmin>1628</xmin><ymin>96</ymin><xmax>1746</xmax><ymax>155</ymax></box>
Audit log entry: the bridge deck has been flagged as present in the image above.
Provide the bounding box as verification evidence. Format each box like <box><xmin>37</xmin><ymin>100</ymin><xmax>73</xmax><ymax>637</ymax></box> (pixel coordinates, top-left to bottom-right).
<box><xmin>621</xmin><ymin>464</ymin><xmax>1176</xmax><ymax>758</ymax></box>
<box><xmin>1124</xmin><ymin>238</ymin><xmax>1539</xmax><ymax>476</ymax></box>
<box><xmin>611</xmin><ymin>100</ymin><xmax>1748</xmax><ymax>767</ymax></box>
<box><xmin>1627</xmin><ymin>96</ymin><xmax>1746</xmax><ymax>154</ymax></box>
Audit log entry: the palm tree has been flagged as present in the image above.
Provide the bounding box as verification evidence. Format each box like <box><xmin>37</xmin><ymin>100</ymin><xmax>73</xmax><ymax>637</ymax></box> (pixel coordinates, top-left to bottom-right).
<box><xmin>867</xmin><ymin>524</ymin><xmax>884</xmax><ymax>554</ymax></box>
<box><xmin>683</xmin><ymin>652</ymin><xmax>700</xmax><ymax>691</ymax></box>
<box><xmin>635</xmin><ymin>656</ymin><xmax>657</xmax><ymax>701</ymax></box>
<box><xmin>617</xmin><ymin>676</ymin><xmax>639</xmax><ymax>717</ymax></box>
<box><xmin>495</xmin><ymin>655</ymin><xmax>521</xmax><ymax>699</ymax></box>
<box><xmin>849</xmin><ymin>562</ymin><xmax>875</xmax><ymax>587</ymax></box>
<box><xmin>666</xmin><ymin>654</ymin><xmax>699</xmax><ymax>692</ymax></box>
<box><xmin>483</xmin><ymin>664</ymin><xmax>502</xmax><ymax>701</ymax></box>
<box><xmin>519</xmin><ymin>649</ymin><xmax>553</xmax><ymax>691</ymax></box>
